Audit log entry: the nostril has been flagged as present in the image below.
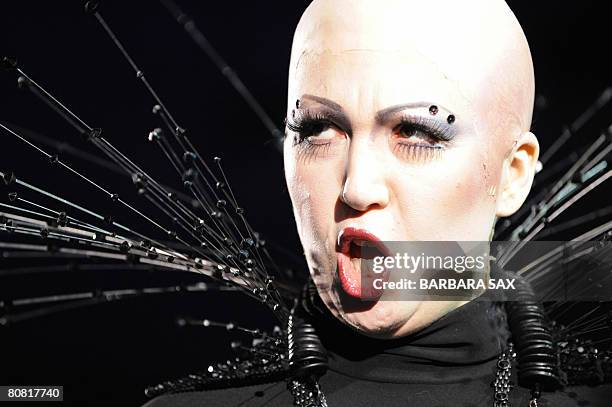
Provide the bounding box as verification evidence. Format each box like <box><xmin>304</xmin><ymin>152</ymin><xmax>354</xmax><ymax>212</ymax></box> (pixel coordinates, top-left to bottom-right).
<box><xmin>340</xmin><ymin>185</ymin><xmax>389</xmax><ymax>213</ymax></box>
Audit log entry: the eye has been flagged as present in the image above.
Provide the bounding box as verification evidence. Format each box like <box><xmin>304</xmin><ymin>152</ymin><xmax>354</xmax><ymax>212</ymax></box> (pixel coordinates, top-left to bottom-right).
<box><xmin>303</xmin><ymin>126</ymin><xmax>344</xmax><ymax>145</ymax></box>
<box><xmin>395</xmin><ymin>123</ymin><xmax>440</xmax><ymax>146</ymax></box>
<box><xmin>391</xmin><ymin>118</ymin><xmax>450</xmax><ymax>162</ymax></box>
<box><xmin>286</xmin><ymin>114</ymin><xmax>346</xmax><ymax>146</ymax></box>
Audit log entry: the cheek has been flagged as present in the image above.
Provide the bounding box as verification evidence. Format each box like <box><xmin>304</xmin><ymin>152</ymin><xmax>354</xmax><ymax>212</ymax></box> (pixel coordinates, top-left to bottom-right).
<box><xmin>393</xmin><ymin>145</ymin><xmax>499</xmax><ymax>240</ymax></box>
<box><xmin>481</xmin><ymin>157</ymin><xmax>504</xmax><ymax>199</ymax></box>
<box><xmin>284</xmin><ymin>147</ymin><xmax>343</xmax><ymax>249</ymax></box>
<box><xmin>445</xmin><ymin>149</ymin><xmax>501</xmax><ymax>238</ymax></box>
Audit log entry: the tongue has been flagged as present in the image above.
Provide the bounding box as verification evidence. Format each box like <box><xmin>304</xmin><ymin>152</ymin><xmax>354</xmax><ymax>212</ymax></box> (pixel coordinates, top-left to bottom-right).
<box><xmin>337</xmin><ymin>252</ymin><xmax>387</xmax><ymax>300</ymax></box>
<box><xmin>338</xmin><ymin>252</ymin><xmax>360</xmax><ymax>297</ymax></box>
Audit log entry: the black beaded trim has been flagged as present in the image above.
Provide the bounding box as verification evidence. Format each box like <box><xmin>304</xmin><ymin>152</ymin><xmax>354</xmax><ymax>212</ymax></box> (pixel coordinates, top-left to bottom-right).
<box><xmin>144</xmin><ymin>333</ymin><xmax>289</xmax><ymax>398</ymax></box>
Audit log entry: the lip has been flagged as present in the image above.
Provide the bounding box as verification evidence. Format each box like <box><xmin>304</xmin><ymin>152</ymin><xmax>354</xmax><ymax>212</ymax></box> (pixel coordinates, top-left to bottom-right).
<box><xmin>336</xmin><ymin>227</ymin><xmax>391</xmax><ymax>299</ymax></box>
<box><xmin>337</xmin><ymin>227</ymin><xmax>391</xmax><ymax>258</ymax></box>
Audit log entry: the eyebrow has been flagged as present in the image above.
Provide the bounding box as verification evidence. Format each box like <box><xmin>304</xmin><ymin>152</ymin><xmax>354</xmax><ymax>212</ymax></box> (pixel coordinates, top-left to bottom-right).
<box><xmin>299</xmin><ymin>94</ymin><xmax>352</xmax><ymax>133</ymax></box>
<box><xmin>300</xmin><ymin>95</ymin><xmax>452</xmax><ymax>125</ymax></box>
<box><xmin>375</xmin><ymin>103</ymin><xmax>452</xmax><ymax>124</ymax></box>
<box><xmin>300</xmin><ymin>94</ymin><xmax>345</xmax><ymax>112</ymax></box>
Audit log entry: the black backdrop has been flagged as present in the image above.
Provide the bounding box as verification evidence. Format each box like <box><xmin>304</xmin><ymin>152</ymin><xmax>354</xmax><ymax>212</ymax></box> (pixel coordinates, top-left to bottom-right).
<box><xmin>0</xmin><ymin>1</ymin><xmax>610</xmax><ymax>406</ymax></box>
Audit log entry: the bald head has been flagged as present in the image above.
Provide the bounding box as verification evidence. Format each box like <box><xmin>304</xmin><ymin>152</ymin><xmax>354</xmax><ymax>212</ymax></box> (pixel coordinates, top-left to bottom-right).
<box><xmin>283</xmin><ymin>0</ymin><xmax>540</xmax><ymax>337</ymax></box>
<box><xmin>289</xmin><ymin>0</ymin><xmax>535</xmax><ymax>137</ymax></box>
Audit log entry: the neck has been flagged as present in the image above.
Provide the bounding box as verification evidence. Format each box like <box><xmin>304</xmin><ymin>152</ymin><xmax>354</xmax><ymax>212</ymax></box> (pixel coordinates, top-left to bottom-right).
<box><xmin>300</xmin><ymin>285</ymin><xmax>510</xmax><ymax>383</ymax></box>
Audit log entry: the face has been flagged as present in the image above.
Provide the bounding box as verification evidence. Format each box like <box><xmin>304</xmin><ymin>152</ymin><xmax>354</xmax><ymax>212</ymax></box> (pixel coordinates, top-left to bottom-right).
<box><xmin>283</xmin><ymin>0</ymin><xmax>537</xmax><ymax>338</ymax></box>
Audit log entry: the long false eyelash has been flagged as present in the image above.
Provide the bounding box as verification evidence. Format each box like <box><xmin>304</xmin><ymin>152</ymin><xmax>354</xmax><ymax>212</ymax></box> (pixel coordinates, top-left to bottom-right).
<box><xmin>286</xmin><ymin>112</ymin><xmax>454</xmax><ymax>149</ymax></box>
<box><xmin>393</xmin><ymin>144</ymin><xmax>444</xmax><ymax>161</ymax></box>
<box><xmin>298</xmin><ymin>141</ymin><xmax>333</xmax><ymax>160</ymax></box>
<box><xmin>285</xmin><ymin>113</ymin><xmax>335</xmax><ymax>143</ymax></box>
<box><xmin>396</xmin><ymin>115</ymin><xmax>455</xmax><ymax>143</ymax></box>
<box><xmin>393</xmin><ymin>116</ymin><xmax>453</xmax><ymax>162</ymax></box>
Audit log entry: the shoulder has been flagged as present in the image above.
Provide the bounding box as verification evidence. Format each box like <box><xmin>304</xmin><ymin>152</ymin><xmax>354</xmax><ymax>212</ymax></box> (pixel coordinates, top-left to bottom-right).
<box><xmin>142</xmin><ymin>381</ymin><xmax>612</xmax><ymax>407</ymax></box>
<box><xmin>142</xmin><ymin>334</ymin><xmax>290</xmax><ymax>406</ymax></box>
<box><xmin>142</xmin><ymin>382</ymin><xmax>291</xmax><ymax>407</ymax></box>
<box><xmin>533</xmin><ymin>383</ymin><xmax>612</xmax><ymax>407</ymax></box>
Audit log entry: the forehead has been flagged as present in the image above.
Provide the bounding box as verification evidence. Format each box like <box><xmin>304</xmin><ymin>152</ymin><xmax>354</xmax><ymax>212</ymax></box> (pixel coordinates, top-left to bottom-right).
<box><xmin>290</xmin><ymin>1</ymin><xmax>504</xmax><ymax>75</ymax></box>
<box><xmin>292</xmin><ymin>48</ymin><xmax>469</xmax><ymax>118</ymax></box>
<box><xmin>287</xmin><ymin>0</ymin><xmax>527</xmax><ymax>125</ymax></box>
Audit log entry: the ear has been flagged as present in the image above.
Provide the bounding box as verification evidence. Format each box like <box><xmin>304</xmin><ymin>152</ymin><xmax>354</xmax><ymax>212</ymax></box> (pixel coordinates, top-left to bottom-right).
<box><xmin>496</xmin><ymin>132</ymin><xmax>540</xmax><ymax>217</ymax></box>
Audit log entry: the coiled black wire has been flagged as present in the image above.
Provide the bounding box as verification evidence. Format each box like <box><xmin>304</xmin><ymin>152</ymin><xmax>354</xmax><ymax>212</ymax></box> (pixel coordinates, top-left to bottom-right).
<box><xmin>287</xmin><ymin>307</ymin><xmax>328</xmax><ymax>380</ymax></box>
<box><xmin>505</xmin><ymin>275</ymin><xmax>563</xmax><ymax>391</ymax></box>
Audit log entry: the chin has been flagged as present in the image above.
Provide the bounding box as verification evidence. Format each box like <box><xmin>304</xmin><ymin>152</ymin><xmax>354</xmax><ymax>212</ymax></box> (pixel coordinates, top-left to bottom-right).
<box><xmin>324</xmin><ymin>290</ymin><xmax>422</xmax><ymax>338</ymax></box>
<box><xmin>348</xmin><ymin>302</ymin><xmax>420</xmax><ymax>338</ymax></box>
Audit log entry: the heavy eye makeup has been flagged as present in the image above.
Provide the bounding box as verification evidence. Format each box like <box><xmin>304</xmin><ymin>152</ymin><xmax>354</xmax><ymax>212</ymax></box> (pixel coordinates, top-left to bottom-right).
<box><xmin>392</xmin><ymin>114</ymin><xmax>456</xmax><ymax>161</ymax></box>
<box><xmin>286</xmin><ymin>107</ymin><xmax>457</xmax><ymax>161</ymax></box>
<box><xmin>286</xmin><ymin>109</ymin><xmax>349</xmax><ymax>153</ymax></box>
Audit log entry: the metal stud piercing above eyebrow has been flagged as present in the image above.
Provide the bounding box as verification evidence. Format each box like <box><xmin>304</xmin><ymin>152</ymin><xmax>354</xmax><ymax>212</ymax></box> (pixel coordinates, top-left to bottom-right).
<box><xmin>429</xmin><ymin>105</ymin><xmax>438</xmax><ymax>115</ymax></box>
<box><xmin>447</xmin><ymin>114</ymin><xmax>456</xmax><ymax>124</ymax></box>
<box><xmin>296</xmin><ymin>99</ymin><xmax>300</xmax><ymax>109</ymax></box>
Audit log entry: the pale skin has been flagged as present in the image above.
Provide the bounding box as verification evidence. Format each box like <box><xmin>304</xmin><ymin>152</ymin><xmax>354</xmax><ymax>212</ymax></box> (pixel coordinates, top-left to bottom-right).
<box><xmin>283</xmin><ymin>0</ymin><xmax>540</xmax><ymax>338</ymax></box>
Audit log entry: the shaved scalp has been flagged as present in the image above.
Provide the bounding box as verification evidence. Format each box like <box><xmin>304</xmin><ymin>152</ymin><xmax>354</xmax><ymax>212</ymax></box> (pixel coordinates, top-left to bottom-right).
<box><xmin>289</xmin><ymin>0</ymin><xmax>535</xmax><ymax>138</ymax></box>
<box><xmin>284</xmin><ymin>0</ymin><xmax>540</xmax><ymax>337</ymax></box>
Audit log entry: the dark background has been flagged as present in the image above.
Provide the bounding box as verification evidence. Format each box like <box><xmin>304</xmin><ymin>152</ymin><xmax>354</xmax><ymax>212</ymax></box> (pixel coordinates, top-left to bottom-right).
<box><xmin>0</xmin><ymin>1</ymin><xmax>610</xmax><ymax>406</ymax></box>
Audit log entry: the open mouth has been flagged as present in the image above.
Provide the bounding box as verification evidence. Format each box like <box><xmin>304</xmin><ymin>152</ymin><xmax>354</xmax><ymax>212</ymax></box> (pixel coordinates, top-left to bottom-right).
<box><xmin>336</xmin><ymin>227</ymin><xmax>390</xmax><ymax>299</ymax></box>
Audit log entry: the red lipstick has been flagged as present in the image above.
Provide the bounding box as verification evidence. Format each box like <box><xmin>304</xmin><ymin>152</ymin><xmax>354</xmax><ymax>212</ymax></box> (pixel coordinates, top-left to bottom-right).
<box><xmin>336</xmin><ymin>227</ymin><xmax>390</xmax><ymax>299</ymax></box>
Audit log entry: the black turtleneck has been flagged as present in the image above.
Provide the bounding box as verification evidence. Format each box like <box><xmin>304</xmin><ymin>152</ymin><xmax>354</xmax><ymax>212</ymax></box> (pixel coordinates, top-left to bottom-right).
<box><xmin>315</xmin><ymin>298</ymin><xmax>510</xmax><ymax>385</ymax></box>
<box><xmin>145</xmin><ymin>291</ymin><xmax>611</xmax><ymax>407</ymax></box>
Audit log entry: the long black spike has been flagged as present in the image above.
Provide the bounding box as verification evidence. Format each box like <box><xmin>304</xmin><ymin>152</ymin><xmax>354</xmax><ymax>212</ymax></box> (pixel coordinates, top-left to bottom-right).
<box><xmin>157</xmin><ymin>0</ymin><xmax>284</xmax><ymax>150</ymax></box>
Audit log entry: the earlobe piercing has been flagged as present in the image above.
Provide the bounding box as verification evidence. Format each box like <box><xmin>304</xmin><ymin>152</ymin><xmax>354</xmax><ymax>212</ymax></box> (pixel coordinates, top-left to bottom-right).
<box><xmin>535</xmin><ymin>161</ymin><xmax>543</xmax><ymax>174</ymax></box>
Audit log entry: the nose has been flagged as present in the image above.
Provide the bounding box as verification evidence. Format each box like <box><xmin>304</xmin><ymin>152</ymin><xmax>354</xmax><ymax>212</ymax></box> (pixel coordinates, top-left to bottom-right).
<box><xmin>340</xmin><ymin>139</ymin><xmax>390</xmax><ymax>212</ymax></box>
